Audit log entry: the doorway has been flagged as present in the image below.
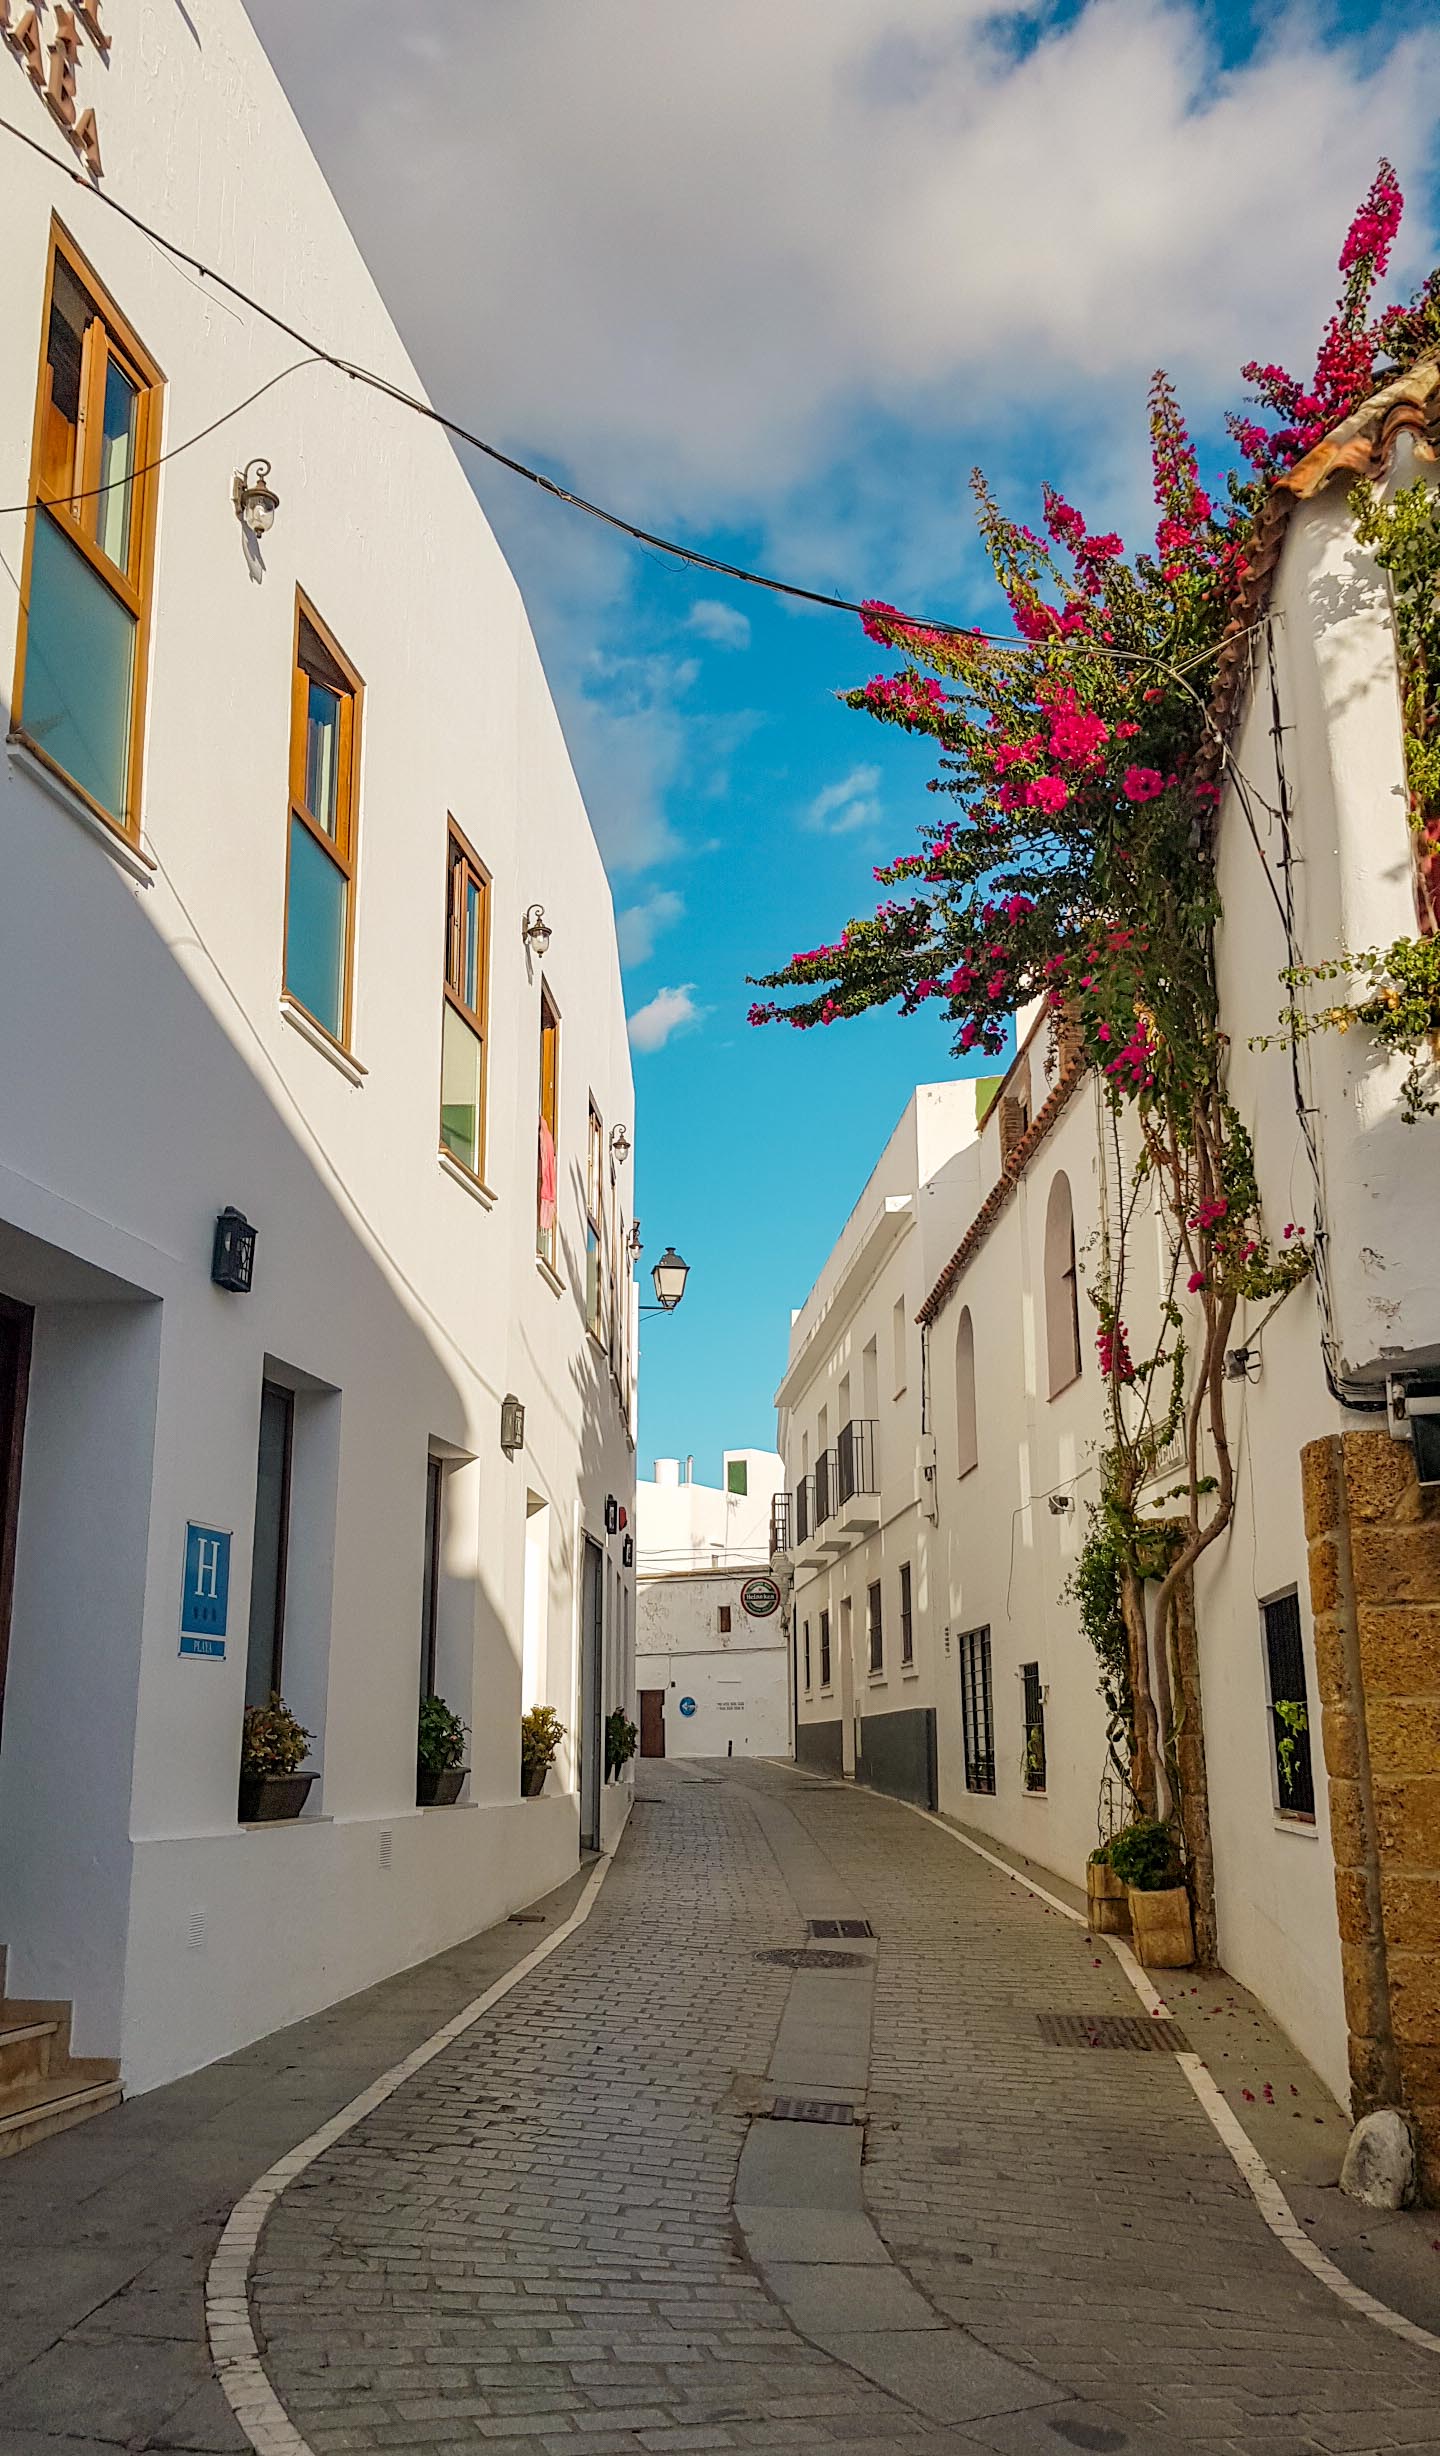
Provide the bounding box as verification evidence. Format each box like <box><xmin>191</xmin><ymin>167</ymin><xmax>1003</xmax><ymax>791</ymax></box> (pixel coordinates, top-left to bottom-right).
<box><xmin>580</xmin><ymin>1536</ymin><xmax>604</xmax><ymax>1850</ymax></box>
<box><xmin>639</xmin><ymin>1688</ymin><xmax>666</xmax><ymax>1758</ymax></box>
<box><xmin>0</xmin><ymin>1295</ymin><xmax>34</xmax><ymax>1738</ymax></box>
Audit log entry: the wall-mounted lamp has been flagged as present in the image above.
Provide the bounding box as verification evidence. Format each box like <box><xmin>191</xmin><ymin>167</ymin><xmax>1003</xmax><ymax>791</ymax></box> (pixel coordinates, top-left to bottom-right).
<box><xmin>649</xmin><ymin>1246</ymin><xmax>690</xmax><ymax>1313</ymax></box>
<box><xmin>628</xmin><ymin>1220</ymin><xmax>643</xmax><ymax>1259</ymax></box>
<box><xmin>500</xmin><ymin>1393</ymin><xmax>526</xmax><ymax>1456</ymax></box>
<box><xmin>610</xmin><ymin>1124</ymin><xmax>631</xmax><ymax>1164</ymax></box>
<box><xmin>622</xmin><ymin>1534</ymin><xmax>634</xmax><ymax>1568</ymax></box>
<box><xmin>521</xmin><ymin>903</ymin><xmax>553</xmax><ymax>957</ymax></box>
<box><xmin>211</xmin><ymin>1206</ymin><xmax>257</xmax><ymax>1293</ymax></box>
<box><xmin>1046</xmin><ymin>1491</ymin><xmax>1073</xmax><ymax>1516</ymax></box>
<box><xmin>233</xmin><ymin>458</ymin><xmax>280</xmax><ymax>538</ymax></box>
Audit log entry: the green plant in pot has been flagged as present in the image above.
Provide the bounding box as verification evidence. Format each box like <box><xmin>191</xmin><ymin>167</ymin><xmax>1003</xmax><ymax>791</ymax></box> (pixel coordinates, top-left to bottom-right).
<box><xmin>1108</xmin><ymin>1818</ymin><xmax>1194</xmax><ymax>1968</ymax></box>
<box><xmin>521</xmin><ymin>1704</ymin><xmax>565</xmax><ymax>1797</ymax></box>
<box><xmin>417</xmin><ymin>1694</ymin><xmax>468</xmax><ymax>1807</ymax></box>
<box><xmin>239</xmin><ymin>1695</ymin><xmax>315</xmax><ymax>1823</ymax></box>
<box><xmin>605</xmin><ymin>1708</ymin><xmax>638</xmax><ymax>1781</ymax></box>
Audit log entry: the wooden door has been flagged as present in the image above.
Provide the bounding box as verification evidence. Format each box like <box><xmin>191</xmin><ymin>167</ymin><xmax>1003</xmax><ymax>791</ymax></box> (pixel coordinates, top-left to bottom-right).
<box><xmin>639</xmin><ymin>1689</ymin><xmax>666</xmax><ymax>1758</ymax></box>
<box><xmin>0</xmin><ymin>1296</ymin><xmax>34</xmax><ymax>1738</ymax></box>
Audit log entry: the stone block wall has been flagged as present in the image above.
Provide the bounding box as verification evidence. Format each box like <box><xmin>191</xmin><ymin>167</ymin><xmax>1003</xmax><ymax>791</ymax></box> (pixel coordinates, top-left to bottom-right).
<box><xmin>1303</xmin><ymin>1429</ymin><xmax>1440</xmax><ymax>2198</ymax></box>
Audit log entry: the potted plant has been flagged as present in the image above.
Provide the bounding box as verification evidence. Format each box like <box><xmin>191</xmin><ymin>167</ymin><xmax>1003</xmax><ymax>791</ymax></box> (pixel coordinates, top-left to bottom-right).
<box><xmin>417</xmin><ymin>1694</ymin><xmax>468</xmax><ymax>1806</ymax></box>
<box><xmin>1085</xmin><ymin>1840</ymin><xmax>1131</xmax><ymax>1936</ymax></box>
<box><xmin>239</xmin><ymin>1695</ymin><xmax>315</xmax><ymax>1823</ymax></box>
<box><xmin>521</xmin><ymin>1704</ymin><xmax>565</xmax><ymax>1797</ymax></box>
<box><xmin>605</xmin><ymin>1708</ymin><xmax>638</xmax><ymax>1781</ymax></box>
<box><xmin>1108</xmin><ymin>1818</ymin><xmax>1194</xmax><ymax>1967</ymax></box>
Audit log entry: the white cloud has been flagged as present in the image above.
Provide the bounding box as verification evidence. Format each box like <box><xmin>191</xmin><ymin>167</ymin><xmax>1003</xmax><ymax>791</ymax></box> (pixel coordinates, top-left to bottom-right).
<box><xmin>803</xmin><ymin>763</ymin><xmax>884</xmax><ymax>835</ymax></box>
<box><xmin>687</xmin><ymin>599</ymin><xmax>752</xmax><ymax>649</ymax></box>
<box><xmin>248</xmin><ymin>1</ymin><xmax>1437</xmax><ymax>514</ymax></box>
<box><xmin>627</xmin><ymin>984</ymin><xmax>707</xmax><ymax>1052</ymax></box>
<box><xmin>617</xmin><ymin>887</ymin><xmax>684</xmax><ymax>967</ymax></box>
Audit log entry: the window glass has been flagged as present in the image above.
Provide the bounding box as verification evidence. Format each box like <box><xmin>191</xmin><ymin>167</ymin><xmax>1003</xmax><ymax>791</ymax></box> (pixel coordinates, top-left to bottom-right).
<box><xmin>96</xmin><ymin>355</ymin><xmax>137</xmax><ymax>570</ymax></box>
<box><xmin>304</xmin><ymin>681</ymin><xmax>341</xmax><ymax>837</ymax></box>
<box><xmin>440</xmin><ymin>1003</ymin><xmax>483</xmax><ymax>1174</ymax></box>
<box><xmin>285</xmin><ymin>814</ymin><xmax>347</xmax><ymax>1038</ymax></box>
<box><xmin>40</xmin><ymin>259</ymin><xmax>88</xmax><ymax>503</ymax></box>
<box><xmin>24</xmin><ymin>512</ymin><xmax>135</xmax><ymax>816</ymax></box>
<box><xmin>537</xmin><ymin>990</ymin><xmax>559</xmax><ymax>1265</ymax></box>
<box><xmin>464</xmin><ymin>876</ymin><xmax>480</xmax><ymax>1009</ymax></box>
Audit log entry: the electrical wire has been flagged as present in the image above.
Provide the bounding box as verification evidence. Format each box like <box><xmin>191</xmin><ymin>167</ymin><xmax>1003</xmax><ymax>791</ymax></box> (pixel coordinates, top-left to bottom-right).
<box><xmin>0</xmin><ymin>354</ymin><xmax>323</xmax><ymax>520</ymax></box>
<box><xmin>0</xmin><ymin>108</ymin><xmax>1270</xmax><ymax>709</ymax></box>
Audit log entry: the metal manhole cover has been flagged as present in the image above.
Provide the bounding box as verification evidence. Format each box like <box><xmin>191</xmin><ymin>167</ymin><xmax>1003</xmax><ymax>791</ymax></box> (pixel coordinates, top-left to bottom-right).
<box><xmin>769</xmin><ymin>2097</ymin><xmax>856</xmax><ymax>2125</ymax></box>
<box><xmin>756</xmin><ymin>1948</ymin><xmax>867</xmax><ymax>1970</ymax></box>
<box><xmin>807</xmin><ymin>1919</ymin><xmax>874</xmax><ymax>1940</ymax></box>
<box><xmin>1036</xmin><ymin>2012</ymin><xmax>1189</xmax><ymax>2052</ymax></box>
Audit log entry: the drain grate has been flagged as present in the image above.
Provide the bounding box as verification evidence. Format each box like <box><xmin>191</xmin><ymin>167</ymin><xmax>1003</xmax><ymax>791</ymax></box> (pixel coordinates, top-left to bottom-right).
<box><xmin>769</xmin><ymin>2096</ymin><xmax>856</xmax><ymax>2125</ymax></box>
<box><xmin>807</xmin><ymin>1918</ymin><xmax>874</xmax><ymax>1940</ymax></box>
<box><xmin>1036</xmin><ymin>2012</ymin><xmax>1189</xmax><ymax>2052</ymax></box>
<box><xmin>508</xmin><ymin>1913</ymin><xmax>546</xmax><ymax>1926</ymax></box>
<box><xmin>756</xmin><ymin>1947</ymin><xmax>867</xmax><ymax>1970</ymax></box>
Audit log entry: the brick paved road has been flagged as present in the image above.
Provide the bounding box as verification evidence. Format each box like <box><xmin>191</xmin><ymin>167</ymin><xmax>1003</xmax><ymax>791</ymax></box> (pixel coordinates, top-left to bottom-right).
<box><xmin>253</xmin><ymin>1762</ymin><xmax>1440</xmax><ymax>2456</ymax></box>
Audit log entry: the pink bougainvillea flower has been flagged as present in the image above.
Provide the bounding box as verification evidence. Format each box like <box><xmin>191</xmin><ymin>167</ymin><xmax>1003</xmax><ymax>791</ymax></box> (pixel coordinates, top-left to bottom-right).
<box><xmin>1123</xmin><ymin>766</ymin><xmax>1165</xmax><ymax>803</ymax></box>
<box><xmin>1187</xmin><ymin>1270</ymin><xmax>1207</xmax><ymax>1293</ymax></box>
<box><xmin>1025</xmin><ymin>774</ymin><xmax>1069</xmax><ymax>814</ymax></box>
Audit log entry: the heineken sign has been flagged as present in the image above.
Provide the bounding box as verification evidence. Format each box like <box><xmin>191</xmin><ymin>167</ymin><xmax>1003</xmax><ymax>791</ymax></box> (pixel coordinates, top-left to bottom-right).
<box><xmin>740</xmin><ymin>1574</ymin><xmax>780</xmax><ymax>1620</ymax></box>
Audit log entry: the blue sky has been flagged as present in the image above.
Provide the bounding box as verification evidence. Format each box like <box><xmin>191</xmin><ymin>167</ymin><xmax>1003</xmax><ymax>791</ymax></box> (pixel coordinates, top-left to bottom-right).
<box><xmin>250</xmin><ymin>0</ymin><xmax>1440</xmax><ymax>1479</ymax></box>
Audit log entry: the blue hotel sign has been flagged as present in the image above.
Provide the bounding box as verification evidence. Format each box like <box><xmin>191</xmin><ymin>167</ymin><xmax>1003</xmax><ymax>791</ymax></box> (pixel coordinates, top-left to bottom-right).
<box><xmin>180</xmin><ymin>1523</ymin><xmax>231</xmax><ymax>1659</ymax></box>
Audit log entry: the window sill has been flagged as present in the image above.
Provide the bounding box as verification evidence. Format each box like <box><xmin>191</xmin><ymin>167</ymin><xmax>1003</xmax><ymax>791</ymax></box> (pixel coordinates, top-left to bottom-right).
<box><xmin>1274</xmin><ymin>1812</ymin><xmax>1318</xmax><ymax>1835</ymax></box>
<box><xmin>8</xmin><ymin>735</ymin><xmax>156</xmax><ymax>883</ymax></box>
<box><xmin>439</xmin><ymin>1149</ymin><xmax>496</xmax><ymax>1209</ymax></box>
<box><xmin>901</xmin><ymin>1665</ymin><xmax>919</xmax><ymax>1681</ymax></box>
<box><xmin>238</xmin><ymin>1812</ymin><xmax>333</xmax><ymax>1835</ymax></box>
<box><xmin>819</xmin><ymin>1687</ymin><xmax>834</xmax><ymax>1700</ymax></box>
<box><xmin>535</xmin><ymin>1253</ymin><xmax>565</xmax><ymax>1297</ymax></box>
<box><xmin>280</xmin><ymin>997</ymin><xmax>367</xmax><ymax>1085</ymax></box>
<box><xmin>867</xmin><ymin>1672</ymin><xmax>886</xmax><ymax>1688</ymax></box>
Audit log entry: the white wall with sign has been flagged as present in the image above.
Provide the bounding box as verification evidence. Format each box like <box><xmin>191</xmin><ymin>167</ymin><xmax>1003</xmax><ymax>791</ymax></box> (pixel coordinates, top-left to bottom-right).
<box><xmin>636</xmin><ymin>1568</ymin><xmax>789</xmax><ymax>1760</ymax></box>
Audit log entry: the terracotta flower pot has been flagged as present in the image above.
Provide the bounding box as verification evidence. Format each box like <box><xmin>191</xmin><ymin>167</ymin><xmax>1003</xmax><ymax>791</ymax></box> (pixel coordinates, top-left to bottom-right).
<box><xmin>1086</xmin><ymin>1860</ymin><xmax>1131</xmax><ymax>1936</ymax></box>
<box><xmin>1127</xmin><ymin>1883</ymin><xmax>1194</xmax><ymax>1968</ymax></box>
<box><xmin>238</xmin><ymin>1770</ymin><xmax>315</xmax><ymax>1824</ymax></box>
<box><xmin>416</xmin><ymin>1765</ymin><xmax>466</xmax><ymax>1807</ymax></box>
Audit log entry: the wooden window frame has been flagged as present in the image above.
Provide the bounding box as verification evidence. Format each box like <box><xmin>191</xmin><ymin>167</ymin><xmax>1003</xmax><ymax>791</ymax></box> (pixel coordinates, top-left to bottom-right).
<box><xmin>439</xmin><ymin>819</ymin><xmax>491</xmax><ymax>1183</ymax></box>
<box><xmin>284</xmin><ymin>590</ymin><xmax>363</xmax><ymax>1052</ymax></box>
<box><xmin>537</xmin><ymin>984</ymin><xmax>560</xmax><ymax>1270</ymax></box>
<box><xmin>12</xmin><ymin>217</ymin><xmax>164</xmax><ymax>845</ymax></box>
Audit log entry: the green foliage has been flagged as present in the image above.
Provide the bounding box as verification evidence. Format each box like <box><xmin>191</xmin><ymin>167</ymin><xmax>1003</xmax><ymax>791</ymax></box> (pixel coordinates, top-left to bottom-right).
<box><xmin>1351</xmin><ymin>478</ymin><xmax>1440</xmax><ymax>841</ymax></box>
<box><xmin>1067</xmin><ymin>1514</ymin><xmax>1132</xmax><ymax>1745</ymax></box>
<box><xmin>1258</xmin><ymin>937</ymin><xmax>1440</xmax><ymax>1123</ymax></box>
<box><xmin>417</xmin><ymin>1693</ymin><xmax>468</xmax><ymax>1774</ymax></box>
<box><xmin>1274</xmin><ymin>1699</ymin><xmax>1310</xmax><ymax>1804</ymax></box>
<box><xmin>1108</xmin><ymin>1817</ymin><xmax>1183</xmax><ymax>1893</ymax></box>
<box><xmin>605</xmin><ymin>1709</ymin><xmax>638</xmax><ymax>1779</ymax></box>
<box><xmin>1087</xmin><ymin>1841</ymin><xmax>1112</xmax><ymax>1868</ymax></box>
<box><xmin>240</xmin><ymin>1695</ymin><xmax>312</xmax><ymax>1778</ymax></box>
<box><xmin>521</xmin><ymin>1704</ymin><xmax>566</xmax><ymax>1781</ymax></box>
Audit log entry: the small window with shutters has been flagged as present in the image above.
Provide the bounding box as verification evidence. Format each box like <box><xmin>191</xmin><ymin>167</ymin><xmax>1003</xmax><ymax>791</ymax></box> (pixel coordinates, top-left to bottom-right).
<box><xmin>899</xmin><ymin>1562</ymin><xmax>914</xmax><ymax>1666</ymax></box>
<box><xmin>819</xmin><ymin>1608</ymin><xmax>832</xmax><ymax>1690</ymax></box>
<box><xmin>802</xmin><ymin>1618</ymin><xmax>812</xmax><ymax>1693</ymax></box>
<box><xmin>718</xmin><ymin>1604</ymin><xmax>732</xmax><ymax>1635</ymax></box>
<box><xmin>867</xmin><ymin>1579</ymin><xmax>883</xmax><ymax>1675</ymax></box>
<box><xmin>1263</xmin><ymin>1590</ymin><xmax>1315</xmax><ymax>1820</ymax></box>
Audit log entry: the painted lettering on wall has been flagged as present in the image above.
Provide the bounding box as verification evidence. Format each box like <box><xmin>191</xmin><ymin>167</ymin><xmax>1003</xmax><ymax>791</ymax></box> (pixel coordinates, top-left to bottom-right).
<box><xmin>1</xmin><ymin>0</ymin><xmax>108</xmax><ymax>178</ymax></box>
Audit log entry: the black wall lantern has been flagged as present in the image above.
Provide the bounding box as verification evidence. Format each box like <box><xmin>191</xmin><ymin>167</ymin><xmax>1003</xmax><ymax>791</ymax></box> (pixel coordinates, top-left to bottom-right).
<box><xmin>622</xmin><ymin>1534</ymin><xmax>634</xmax><ymax>1568</ymax></box>
<box><xmin>604</xmin><ymin>1494</ymin><xmax>619</xmax><ymax>1534</ymax></box>
<box><xmin>211</xmin><ymin>1207</ymin><xmax>256</xmax><ymax>1293</ymax></box>
<box><xmin>500</xmin><ymin>1394</ymin><xmax>526</xmax><ymax>1457</ymax></box>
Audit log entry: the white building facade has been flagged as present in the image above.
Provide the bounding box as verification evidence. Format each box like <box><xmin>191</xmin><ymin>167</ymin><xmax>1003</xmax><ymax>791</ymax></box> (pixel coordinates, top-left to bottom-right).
<box><xmin>0</xmin><ymin>0</ymin><xmax>637</xmax><ymax>2110</ymax></box>
<box><xmin>779</xmin><ymin>397</ymin><xmax>1440</xmax><ymax>2177</ymax></box>
<box><xmin>635</xmin><ymin>1450</ymin><xmax>788</xmax><ymax>1760</ymax></box>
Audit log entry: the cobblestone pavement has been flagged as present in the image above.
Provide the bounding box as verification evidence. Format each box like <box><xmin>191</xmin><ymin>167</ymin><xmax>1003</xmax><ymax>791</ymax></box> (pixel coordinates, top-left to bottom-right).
<box><xmin>251</xmin><ymin>1762</ymin><xmax>1440</xmax><ymax>2456</ymax></box>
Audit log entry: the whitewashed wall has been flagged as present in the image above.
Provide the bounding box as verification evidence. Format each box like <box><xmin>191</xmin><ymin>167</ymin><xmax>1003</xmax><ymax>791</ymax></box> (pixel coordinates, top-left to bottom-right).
<box><xmin>0</xmin><ymin>0</ymin><xmax>635</xmax><ymax>2089</ymax></box>
<box><xmin>636</xmin><ymin>1571</ymin><xmax>789</xmax><ymax>1759</ymax></box>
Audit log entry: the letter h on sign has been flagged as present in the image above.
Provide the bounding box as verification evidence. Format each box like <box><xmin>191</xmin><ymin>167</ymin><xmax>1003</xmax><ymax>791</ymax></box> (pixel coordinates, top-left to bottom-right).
<box><xmin>180</xmin><ymin>1522</ymin><xmax>231</xmax><ymax>1658</ymax></box>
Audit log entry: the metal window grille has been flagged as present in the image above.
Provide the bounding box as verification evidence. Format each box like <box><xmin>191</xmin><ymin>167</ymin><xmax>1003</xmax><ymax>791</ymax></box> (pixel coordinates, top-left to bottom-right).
<box><xmin>1263</xmin><ymin>1590</ymin><xmax>1315</xmax><ymax>1817</ymax></box>
<box><xmin>815</xmin><ymin>1449</ymin><xmax>835</xmax><ymax>1526</ymax></box>
<box><xmin>837</xmin><ymin>1418</ymin><xmax>879</xmax><ymax>1503</ymax></box>
<box><xmin>819</xmin><ymin>1609</ymin><xmax>832</xmax><ymax>1688</ymax></box>
<box><xmin>1022</xmin><ymin>1660</ymin><xmax>1046</xmax><ymax>1792</ymax></box>
<box><xmin>899</xmin><ymin>1562</ymin><xmax>913</xmax><ymax>1665</ymax></box>
<box><xmin>771</xmin><ymin>1493</ymin><xmax>792</xmax><ymax>1554</ymax></box>
<box><xmin>867</xmin><ymin>1580</ymin><xmax>883</xmax><ymax>1674</ymax></box>
<box><xmin>960</xmin><ymin>1625</ymin><xmax>995</xmax><ymax>1793</ymax></box>
<box><xmin>795</xmin><ymin>1477</ymin><xmax>813</xmax><ymax>1545</ymax></box>
<box><xmin>803</xmin><ymin>1619</ymin><xmax>812</xmax><ymax>1691</ymax></box>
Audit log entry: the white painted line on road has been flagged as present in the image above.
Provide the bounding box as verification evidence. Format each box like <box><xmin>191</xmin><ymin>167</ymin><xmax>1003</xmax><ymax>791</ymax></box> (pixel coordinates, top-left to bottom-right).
<box><xmin>891</xmin><ymin>1797</ymin><xmax>1440</xmax><ymax>2360</ymax></box>
<box><xmin>205</xmin><ymin>1854</ymin><xmax>616</xmax><ymax>2456</ymax></box>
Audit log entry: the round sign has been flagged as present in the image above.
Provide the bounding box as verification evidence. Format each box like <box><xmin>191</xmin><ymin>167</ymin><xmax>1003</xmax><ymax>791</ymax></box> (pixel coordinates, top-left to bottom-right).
<box><xmin>740</xmin><ymin>1574</ymin><xmax>780</xmax><ymax>1619</ymax></box>
<box><xmin>678</xmin><ymin>1695</ymin><xmax>697</xmax><ymax>1718</ymax></box>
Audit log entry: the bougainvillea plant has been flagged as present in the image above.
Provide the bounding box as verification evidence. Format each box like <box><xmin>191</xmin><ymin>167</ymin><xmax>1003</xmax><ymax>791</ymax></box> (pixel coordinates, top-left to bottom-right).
<box><xmin>750</xmin><ymin>163</ymin><xmax>1431</xmax><ymax>1843</ymax></box>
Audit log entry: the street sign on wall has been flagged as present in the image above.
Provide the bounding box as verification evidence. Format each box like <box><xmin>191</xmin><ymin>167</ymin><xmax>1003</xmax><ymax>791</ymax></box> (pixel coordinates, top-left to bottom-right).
<box><xmin>179</xmin><ymin>1522</ymin><xmax>231</xmax><ymax>1659</ymax></box>
<box><xmin>740</xmin><ymin>1574</ymin><xmax>780</xmax><ymax>1619</ymax></box>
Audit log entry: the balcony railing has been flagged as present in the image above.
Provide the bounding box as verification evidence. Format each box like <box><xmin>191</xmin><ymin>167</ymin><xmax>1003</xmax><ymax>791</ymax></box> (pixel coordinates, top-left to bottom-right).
<box><xmin>815</xmin><ymin>1448</ymin><xmax>837</xmax><ymax>1527</ymax></box>
<box><xmin>770</xmin><ymin>1492</ymin><xmax>792</xmax><ymax>1555</ymax></box>
<box><xmin>795</xmin><ymin>1476</ymin><xmax>813</xmax><ymax>1545</ymax></box>
<box><xmin>836</xmin><ymin>1417</ymin><xmax>879</xmax><ymax>1505</ymax></box>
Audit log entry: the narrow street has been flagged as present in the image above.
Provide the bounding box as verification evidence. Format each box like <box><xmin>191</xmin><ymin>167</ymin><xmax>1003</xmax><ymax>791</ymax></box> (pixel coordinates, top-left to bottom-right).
<box><xmin>8</xmin><ymin>1761</ymin><xmax>1439</xmax><ymax>2456</ymax></box>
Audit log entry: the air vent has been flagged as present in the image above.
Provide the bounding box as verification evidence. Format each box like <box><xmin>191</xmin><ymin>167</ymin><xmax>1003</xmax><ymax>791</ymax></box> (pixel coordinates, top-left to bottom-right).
<box><xmin>807</xmin><ymin>1918</ymin><xmax>874</xmax><ymax>1940</ymax></box>
<box><xmin>1036</xmin><ymin>2012</ymin><xmax>1189</xmax><ymax>2052</ymax></box>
